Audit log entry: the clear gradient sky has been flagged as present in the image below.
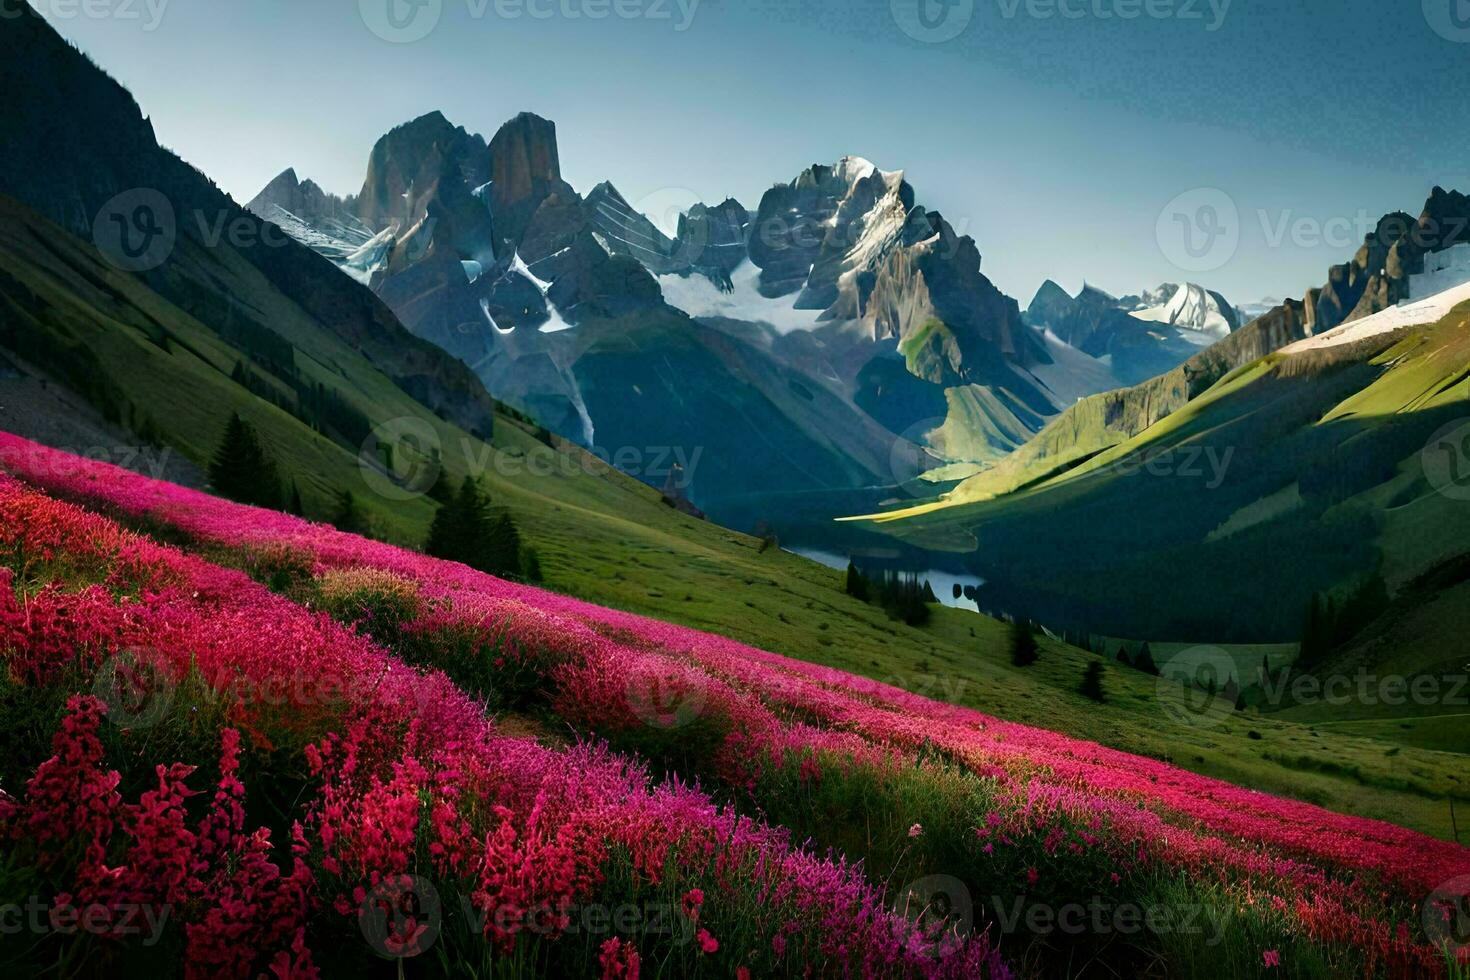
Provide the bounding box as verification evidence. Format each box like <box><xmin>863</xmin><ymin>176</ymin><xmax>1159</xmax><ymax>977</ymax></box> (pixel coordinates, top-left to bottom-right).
<box><xmin>31</xmin><ymin>0</ymin><xmax>1470</xmax><ymax>307</ymax></box>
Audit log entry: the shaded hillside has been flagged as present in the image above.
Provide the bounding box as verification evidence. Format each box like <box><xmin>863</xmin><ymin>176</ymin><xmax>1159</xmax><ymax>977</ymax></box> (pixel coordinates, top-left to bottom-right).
<box><xmin>0</xmin><ymin>6</ymin><xmax>498</xmax><ymax>437</ymax></box>
<box><xmin>932</xmin><ymin>191</ymin><xmax>1470</xmax><ymax>504</ymax></box>
<box><xmin>861</xmin><ymin>303</ymin><xmax>1470</xmax><ymax>641</ymax></box>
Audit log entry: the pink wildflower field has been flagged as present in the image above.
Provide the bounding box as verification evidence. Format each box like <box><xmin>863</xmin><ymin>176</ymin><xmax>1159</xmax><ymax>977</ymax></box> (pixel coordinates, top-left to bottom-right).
<box><xmin>1</xmin><ymin>430</ymin><xmax>1467</xmax><ymax>979</ymax></box>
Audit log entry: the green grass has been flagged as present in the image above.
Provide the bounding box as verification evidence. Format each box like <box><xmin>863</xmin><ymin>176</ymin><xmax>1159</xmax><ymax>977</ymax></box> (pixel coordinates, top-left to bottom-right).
<box><xmin>4</xmin><ymin>191</ymin><xmax>1468</xmax><ymax>846</ymax></box>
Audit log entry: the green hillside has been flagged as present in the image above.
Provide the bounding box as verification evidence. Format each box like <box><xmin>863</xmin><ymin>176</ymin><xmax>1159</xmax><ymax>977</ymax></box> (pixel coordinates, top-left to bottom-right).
<box><xmin>7</xmin><ymin>185</ymin><xmax>1470</xmax><ymax>841</ymax></box>
<box><xmin>856</xmin><ymin>305</ymin><xmax>1470</xmax><ymax>644</ymax></box>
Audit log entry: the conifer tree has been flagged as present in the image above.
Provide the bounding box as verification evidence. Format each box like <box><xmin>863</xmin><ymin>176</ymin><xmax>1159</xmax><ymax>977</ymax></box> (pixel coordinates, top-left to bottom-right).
<box><xmin>486</xmin><ymin>511</ymin><xmax>523</xmax><ymax>576</ymax></box>
<box><xmin>520</xmin><ymin>546</ymin><xmax>543</xmax><ymax>583</ymax></box>
<box><xmin>1134</xmin><ymin>642</ymin><xmax>1160</xmax><ymax>676</ymax></box>
<box><xmin>1080</xmin><ymin>662</ymin><xmax>1106</xmax><ymax>703</ymax></box>
<box><xmin>1009</xmin><ymin>620</ymin><xmax>1039</xmax><ymax>667</ymax></box>
<box><xmin>331</xmin><ymin>489</ymin><xmax>368</xmax><ymax>536</ymax></box>
<box><xmin>209</xmin><ymin>412</ymin><xmax>282</xmax><ymax>509</ymax></box>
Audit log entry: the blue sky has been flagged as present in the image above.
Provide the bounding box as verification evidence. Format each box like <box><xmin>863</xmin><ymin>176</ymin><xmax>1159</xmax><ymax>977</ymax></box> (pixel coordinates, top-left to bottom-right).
<box><xmin>34</xmin><ymin>0</ymin><xmax>1470</xmax><ymax>306</ymax></box>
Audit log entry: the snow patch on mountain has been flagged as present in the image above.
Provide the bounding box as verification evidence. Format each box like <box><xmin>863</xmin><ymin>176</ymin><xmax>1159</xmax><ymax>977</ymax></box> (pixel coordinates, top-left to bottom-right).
<box><xmin>480</xmin><ymin>298</ymin><xmax>514</xmax><ymax>335</ymax></box>
<box><xmin>1281</xmin><ymin>278</ymin><xmax>1470</xmax><ymax>353</ymax></box>
<box><xmin>512</xmin><ymin>252</ymin><xmax>554</xmax><ymax>293</ymax></box>
<box><xmin>657</xmin><ymin>260</ymin><xmax>830</xmax><ymax>334</ymax></box>
<box><xmin>1128</xmin><ymin>283</ymin><xmax>1236</xmax><ymax>342</ymax></box>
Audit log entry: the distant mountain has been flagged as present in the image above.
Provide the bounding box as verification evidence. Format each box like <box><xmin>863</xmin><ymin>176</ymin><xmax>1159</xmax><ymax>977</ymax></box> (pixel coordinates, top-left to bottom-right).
<box><xmin>1122</xmin><ymin>282</ymin><xmax>1238</xmax><ymax>341</ymax></box>
<box><xmin>1235</xmin><ymin>297</ymin><xmax>1282</xmax><ymax>325</ymax></box>
<box><xmin>862</xmin><ymin>188</ymin><xmax>1470</xmax><ymax>641</ymax></box>
<box><xmin>0</xmin><ymin>12</ymin><xmax>498</xmax><ymax>441</ymax></box>
<box><xmin>1022</xmin><ymin>281</ymin><xmax>1238</xmax><ymax>385</ymax></box>
<box><xmin>0</xmin><ymin>6</ymin><xmax>778</xmax><ymax>562</ymax></box>
<box><xmin>252</xmin><ymin>126</ymin><xmax>1125</xmax><ymax>521</ymax></box>
<box><xmin>250</xmin><ymin>117</ymin><xmax>934</xmax><ymax>519</ymax></box>
<box><xmin>0</xmin><ymin>6</ymin><xmax>523</xmax><ymax>536</ymax></box>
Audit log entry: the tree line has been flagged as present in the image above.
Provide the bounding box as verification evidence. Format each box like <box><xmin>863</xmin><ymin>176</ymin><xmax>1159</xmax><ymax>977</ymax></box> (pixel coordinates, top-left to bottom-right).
<box><xmin>209</xmin><ymin>413</ymin><xmax>540</xmax><ymax>581</ymax></box>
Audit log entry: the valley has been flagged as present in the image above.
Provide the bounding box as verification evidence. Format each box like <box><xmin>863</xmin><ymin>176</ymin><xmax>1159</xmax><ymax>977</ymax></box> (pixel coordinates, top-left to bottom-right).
<box><xmin>1</xmin><ymin>2</ymin><xmax>1468</xmax><ymax>977</ymax></box>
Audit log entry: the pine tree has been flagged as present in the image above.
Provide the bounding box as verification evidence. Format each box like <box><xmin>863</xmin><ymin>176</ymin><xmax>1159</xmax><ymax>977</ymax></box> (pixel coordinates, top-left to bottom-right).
<box><xmin>426</xmin><ymin>462</ymin><xmax>453</xmax><ymax>504</ymax></box>
<box><xmin>426</xmin><ymin>478</ymin><xmax>488</xmax><ymax>566</ymax></box>
<box><xmin>209</xmin><ymin>413</ymin><xmax>282</xmax><ymax>509</ymax></box>
<box><xmin>1009</xmin><ymin>620</ymin><xmax>1039</xmax><ymax>667</ymax></box>
<box><xmin>1080</xmin><ymin>662</ymin><xmax>1106</xmax><ymax>703</ymax></box>
<box><xmin>331</xmin><ymin>490</ymin><xmax>368</xmax><ymax>536</ymax></box>
<box><xmin>287</xmin><ymin>480</ymin><xmax>305</xmax><ymax>517</ymax></box>
<box><xmin>845</xmin><ymin>562</ymin><xmax>870</xmax><ymax>602</ymax></box>
<box><xmin>520</xmin><ymin>546</ymin><xmax>543</xmax><ymax>583</ymax></box>
<box><xmin>1134</xmin><ymin>642</ymin><xmax>1160</xmax><ymax>676</ymax></box>
<box><xmin>424</xmin><ymin>479</ymin><xmax>532</xmax><ymax>579</ymax></box>
<box><xmin>485</xmin><ymin>512</ymin><xmax>523</xmax><ymax>576</ymax></box>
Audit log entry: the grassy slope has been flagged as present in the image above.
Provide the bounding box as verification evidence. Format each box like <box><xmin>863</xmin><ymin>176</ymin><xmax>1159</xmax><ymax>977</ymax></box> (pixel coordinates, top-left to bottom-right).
<box><xmin>857</xmin><ymin>310</ymin><xmax>1470</xmax><ymax>638</ymax></box>
<box><xmin>4</xmin><ymin>197</ymin><xmax>1468</xmax><ymax>844</ymax></box>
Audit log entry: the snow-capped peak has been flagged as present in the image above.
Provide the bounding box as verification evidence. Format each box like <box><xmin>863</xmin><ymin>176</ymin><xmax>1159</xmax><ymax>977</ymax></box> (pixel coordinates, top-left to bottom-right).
<box><xmin>1128</xmin><ymin>282</ymin><xmax>1237</xmax><ymax>342</ymax></box>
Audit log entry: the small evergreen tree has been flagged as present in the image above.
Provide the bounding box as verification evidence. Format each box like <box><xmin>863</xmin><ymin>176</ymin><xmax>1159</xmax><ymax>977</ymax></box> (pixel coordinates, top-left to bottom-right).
<box><xmin>426</xmin><ymin>478</ymin><xmax>489</xmax><ymax>567</ymax></box>
<box><xmin>520</xmin><ymin>546</ymin><xmax>543</xmax><ymax>583</ymax></box>
<box><xmin>1134</xmin><ymin>642</ymin><xmax>1160</xmax><ymax>676</ymax></box>
<box><xmin>845</xmin><ymin>562</ymin><xmax>870</xmax><ymax>602</ymax></box>
<box><xmin>331</xmin><ymin>490</ymin><xmax>369</xmax><ymax>536</ymax></box>
<box><xmin>287</xmin><ymin>480</ymin><xmax>305</xmax><ymax>517</ymax></box>
<box><xmin>1009</xmin><ymin>620</ymin><xmax>1039</xmax><ymax>667</ymax></box>
<box><xmin>209</xmin><ymin>413</ymin><xmax>282</xmax><ymax>509</ymax></box>
<box><xmin>485</xmin><ymin>512</ymin><xmax>523</xmax><ymax>576</ymax></box>
<box><xmin>424</xmin><ymin>478</ymin><xmax>534</xmax><ymax>579</ymax></box>
<box><xmin>1080</xmin><ymin>662</ymin><xmax>1106</xmax><ymax>703</ymax></box>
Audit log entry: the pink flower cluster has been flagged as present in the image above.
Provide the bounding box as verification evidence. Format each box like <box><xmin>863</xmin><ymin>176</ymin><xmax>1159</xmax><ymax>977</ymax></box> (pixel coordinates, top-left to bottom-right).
<box><xmin>5</xmin><ymin>695</ymin><xmax>316</xmax><ymax>978</ymax></box>
<box><xmin>0</xmin><ymin>448</ymin><xmax>1008</xmax><ymax>978</ymax></box>
<box><xmin>2</xmin><ymin>431</ymin><xmax>1465</xmax><ymax>974</ymax></box>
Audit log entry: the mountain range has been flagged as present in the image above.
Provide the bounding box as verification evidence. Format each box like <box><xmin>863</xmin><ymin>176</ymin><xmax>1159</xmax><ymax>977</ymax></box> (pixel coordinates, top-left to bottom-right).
<box><xmin>247</xmin><ymin>114</ymin><xmax>1238</xmax><ymax>524</ymax></box>
<box><xmin>862</xmin><ymin>187</ymin><xmax>1470</xmax><ymax>641</ymax></box>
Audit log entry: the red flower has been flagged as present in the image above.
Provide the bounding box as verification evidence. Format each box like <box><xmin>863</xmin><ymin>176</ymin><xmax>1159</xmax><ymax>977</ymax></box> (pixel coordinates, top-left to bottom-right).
<box><xmin>696</xmin><ymin>928</ymin><xmax>719</xmax><ymax>955</ymax></box>
<box><xmin>599</xmin><ymin>937</ymin><xmax>640</xmax><ymax>979</ymax></box>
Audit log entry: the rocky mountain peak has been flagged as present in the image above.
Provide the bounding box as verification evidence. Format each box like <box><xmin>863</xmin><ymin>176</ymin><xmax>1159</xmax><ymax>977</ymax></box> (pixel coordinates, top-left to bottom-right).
<box><xmin>356</xmin><ymin>110</ymin><xmax>488</xmax><ymax>234</ymax></box>
<box><xmin>488</xmin><ymin>112</ymin><xmax>562</xmax><ymax>206</ymax></box>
